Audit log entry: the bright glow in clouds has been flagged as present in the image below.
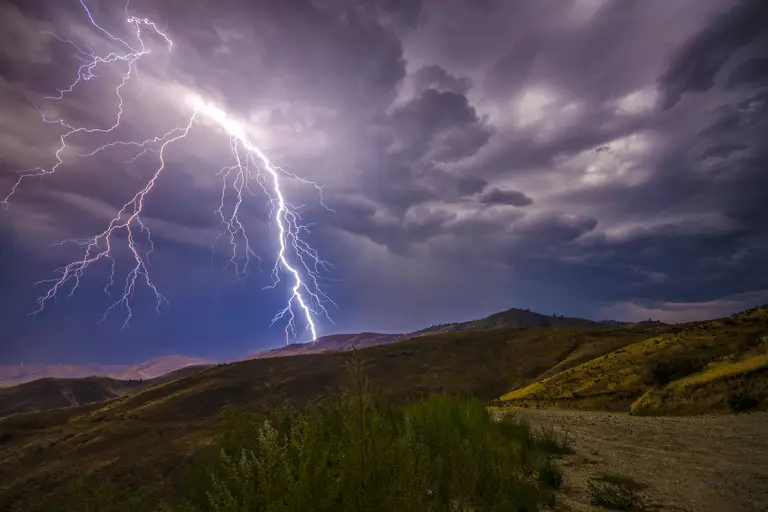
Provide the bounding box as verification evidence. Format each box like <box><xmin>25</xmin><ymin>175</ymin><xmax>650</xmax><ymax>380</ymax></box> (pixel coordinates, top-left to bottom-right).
<box><xmin>1</xmin><ymin>1</ymin><xmax>334</xmax><ymax>344</ymax></box>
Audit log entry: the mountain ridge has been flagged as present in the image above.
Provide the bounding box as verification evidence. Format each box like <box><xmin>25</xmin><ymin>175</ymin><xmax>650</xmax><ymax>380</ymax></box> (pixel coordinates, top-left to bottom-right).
<box><xmin>0</xmin><ymin>355</ymin><xmax>214</xmax><ymax>388</ymax></box>
<box><xmin>0</xmin><ymin>306</ymin><xmax>765</xmax><ymax>510</ymax></box>
<box><xmin>248</xmin><ymin>332</ymin><xmax>400</xmax><ymax>359</ymax></box>
<box><xmin>0</xmin><ymin>307</ymin><xmax>659</xmax><ymax>387</ymax></box>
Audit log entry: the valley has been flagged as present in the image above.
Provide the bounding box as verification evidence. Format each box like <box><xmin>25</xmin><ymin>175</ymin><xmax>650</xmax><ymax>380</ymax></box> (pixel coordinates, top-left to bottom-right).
<box><xmin>0</xmin><ymin>305</ymin><xmax>765</xmax><ymax>511</ymax></box>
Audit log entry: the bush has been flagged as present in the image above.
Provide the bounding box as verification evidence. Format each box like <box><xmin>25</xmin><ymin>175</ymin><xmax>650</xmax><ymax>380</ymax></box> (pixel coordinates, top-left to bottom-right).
<box><xmin>726</xmin><ymin>391</ymin><xmax>760</xmax><ymax>413</ymax></box>
<box><xmin>644</xmin><ymin>355</ymin><xmax>705</xmax><ymax>387</ymax></box>
<box><xmin>586</xmin><ymin>475</ymin><xmax>646</xmax><ymax>510</ymax></box>
<box><xmin>184</xmin><ymin>374</ymin><xmax>554</xmax><ymax>512</ymax></box>
<box><xmin>536</xmin><ymin>456</ymin><xmax>563</xmax><ymax>489</ymax></box>
<box><xmin>535</xmin><ymin>425</ymin><xmax>572</xmax><ymax>455</ymax></box>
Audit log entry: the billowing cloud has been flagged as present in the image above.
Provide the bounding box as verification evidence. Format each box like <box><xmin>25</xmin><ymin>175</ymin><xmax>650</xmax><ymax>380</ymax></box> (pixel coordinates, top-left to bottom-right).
<box><xmin>0</xmin><ymin>0</ymin><xmax>765</xmax><ymax>364</ymax></box>
<box><xmin>479</xmin><ymin>188</ymin><xmax>533</xmax><ymax>207</ymax></box>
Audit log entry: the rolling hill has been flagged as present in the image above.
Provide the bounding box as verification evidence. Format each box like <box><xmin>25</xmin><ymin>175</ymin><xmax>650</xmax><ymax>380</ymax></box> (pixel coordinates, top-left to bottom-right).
<box><xmin>0</xmin><ymin>365</ymin><xmax>211</xmax><ymax>418</ymax></box>
<box><xmin>0</xmin><ymin>308</ymin><xmax>607</xmax><ymax>388</ymax></box>
<box><xmin>0</xmin><ymin>324</ymin><xmax>650</xmax><ymax>511</ymax></box>
<box><xmin>0</xmin><ymin>356</ymin><xmax>215</xmax><ymax>388</ymax></box>
<box><xmin>410</xmin><ymin>307</ymin><xmax>605</xmax><ymax>337</ymax></box>
<box><xmin>0</xmin><ymin>306</ymin><xmax>765</xmax><ymax>510</ymax></box>
<box><xmin>499</xmin><ymin>305</ymin><xmax>768</xmax><ymax>414</ymax></box>
<box><xmin>249</xmin><ymin>332</ymin><xmax>399</xmax><ymax>359</ymax></box>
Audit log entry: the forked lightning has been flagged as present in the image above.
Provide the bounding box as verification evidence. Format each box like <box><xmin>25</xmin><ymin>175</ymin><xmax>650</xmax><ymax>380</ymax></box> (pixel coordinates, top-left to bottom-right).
<box><xmin>2</xmin><ymin>0</ymin><xmax>333</xmax><ymax>343</ymax></box>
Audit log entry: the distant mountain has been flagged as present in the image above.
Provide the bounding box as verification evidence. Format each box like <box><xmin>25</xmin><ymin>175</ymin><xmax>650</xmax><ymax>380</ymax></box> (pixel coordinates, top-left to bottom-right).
<box><xmin>499</xmin><ymin>305</ymin><xmax>768</xmax><ymax>414</ymax></box>
<box><xmin>631</xmin><ymin>320</ymin><xmax>669</xmax><ymax>328</ymax></box>
<box><xmin>116</xmin><ymin>356</ymin><xmax>216</xmax><ymax>380</ymax></box>
<box><xmin>409</xmin><ymin>308</ymin><xmax>604</xmax><ymax>337</ymax></box>
<box><xmin>0</xmin><ymin>355</ymin><xmax>215</xmax><ymax>388</ymax></box>
<box><xmin>0</xmin><ymin>365</ymin><xmax>211</xmax><ymax>418</ymax></box>
<box><xmin>599</xmin><ymin>319</ymin><xmax>633</xmax><ymax>327</ymax></box>
<box><xmin>251</xmin><ymin>309</ymin><xmax>608</xmax><ymax>359</ymax></box>
<box><xmin>250</xmin><ymin>332</ymin><xmax>399</xmax><ymax>359</ymax></box>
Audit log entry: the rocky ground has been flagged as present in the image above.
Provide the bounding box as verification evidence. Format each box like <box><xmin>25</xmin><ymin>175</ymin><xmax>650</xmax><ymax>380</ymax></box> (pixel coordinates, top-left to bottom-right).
<box><xmin>510</xmin><ymin>409</ymin><xmax>768</xmax><ymax>511</ymax></box>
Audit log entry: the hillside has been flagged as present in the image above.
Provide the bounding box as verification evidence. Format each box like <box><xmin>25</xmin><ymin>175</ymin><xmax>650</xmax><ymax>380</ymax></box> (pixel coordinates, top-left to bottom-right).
<box><xmin>0</xmin><ymin>356</ymin><xmax>215</xmax><ymax>388</ymax></box>
<box><xmin>0</xmin><ymin>325</ymin><xmax>648</xmax><ymax>511</ymax></box>
<box><xmin>0</xmin><ymin>308</ymin><xmax>764</xmax><ymax>509</ymax></box>
<box><xmin>0</xmin><ymin>377</ymin><xmax>133</xmax><ymax>418</ymax></box>
<box><xmin>0</xmin><ymin>363</ymin><xmax>125</xmax><ymax>389</ymax></box>
<box><xmin>0</xmin><ymin>365</ymin><xmax>211</xmax><ymax>418</ymax></box>
<box><xmin>499</xmin><ymin>305</ymin><xmax>768</xmax><ymax>414</ymax></box>
<box><xmin>250</xmin><ymin>332</ymin><xmax>398</xmax><ymax>359</ymax></box>
<box><xmin>411</xmin><ymin>308</ymin><xmax>604</xmax><ymax>337</ymax></box>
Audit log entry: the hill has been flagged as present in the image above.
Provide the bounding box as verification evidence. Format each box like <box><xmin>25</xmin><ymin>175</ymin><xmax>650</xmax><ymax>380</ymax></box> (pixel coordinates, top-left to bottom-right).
<box><xmin>0</xmin><ymin>308</ymin><xmax>603</xmax><ymax>387</ymax></box>
<box><xmin>0</xmin><ymin>377</ymin><xmax>136</xmax><ymax>418</ymax></box>
<box><xmin>0</xmin><ymin>365</ymin><xmax>212</xmax><ymax>418</ymax></box>
<box><xmin>0</xmin><ymin>356</ymin><xmax>215</xmax><ymax>388</ymax></box>
<box><xmin>499</xmin><ymin>305</ymin><xmax>768</xmax><ymax>414</ymax></box>
<box><xmin>116</xmin><ymin>356</ymin><xmax>215</xmax><ymax>380</ymax></box>
<box><xmin>249</xmin><ymin>332</ymin><xmax>398</xmax><ymax>359</ymax></box>
<box><xmin>1</xmin><ymin>307</ymin><xmax>764</xmax><ymax>509</ymax></box>
<box><xmin>0</xmin><ymin>324</ymin><xmax>648</xmax><ymax>511</ymax></box>
<box><xmin>411</xmin><ymin>308</ymin><xmax>604</xmax><ymax>337</ymax></box>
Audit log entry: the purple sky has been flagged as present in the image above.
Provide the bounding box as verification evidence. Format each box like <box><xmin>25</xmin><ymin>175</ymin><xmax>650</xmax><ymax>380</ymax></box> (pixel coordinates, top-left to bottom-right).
<box><xmin>1</xmin><ymin>0</ymin><xmax>766</xmax><ymax>364</ymax></box>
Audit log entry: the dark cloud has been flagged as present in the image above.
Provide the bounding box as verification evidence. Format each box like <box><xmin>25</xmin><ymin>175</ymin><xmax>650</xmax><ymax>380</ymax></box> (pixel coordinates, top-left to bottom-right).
<box><xmin>455</xmin><ymin>176</ymin><xmax>487</xmax><ymax>196</ymax></box>
<box><xmin>479</xmin><ymin>188</ymin><xmax>533</xmax><ymax>207</ymax></box>
<box><xmin>727</xmin><ymin>57</ymin><xmax>768</xmax><ymax>88</ymax></box>
<box><xmin>0</xmin><ymin>0</ymin><xmax>766</xmax><ymax>364</ymax></box>
<box><xmin>658</xmin><ymin>0</ymin><xmax>768</xmax><ymax>110</ymax></box>
<box><xmin>389</xmin><ymin>88</ymin><xmax>491</xmax><ymax>162</ymax></box>
<box><xmin>412</xmin><ymin>64</ymin><xmax>471</xmax><ymax>95</ymax></box>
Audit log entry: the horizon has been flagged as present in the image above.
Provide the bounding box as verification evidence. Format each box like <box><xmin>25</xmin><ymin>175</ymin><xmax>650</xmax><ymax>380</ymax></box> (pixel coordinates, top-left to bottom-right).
<box><xmin>1</xmin><ymin>0</ymin><xmax>767</xmax><ymax>366</ymax></box>
<box><xmin>3</xmin><ymin>303</ymin><xmax>762</xmax><ymax>367</ymax></box>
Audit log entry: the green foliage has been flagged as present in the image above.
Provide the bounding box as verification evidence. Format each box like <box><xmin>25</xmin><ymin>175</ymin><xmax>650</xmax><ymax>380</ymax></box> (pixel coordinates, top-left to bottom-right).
<box><xmin>586</xmin><ymin>474</ymin><xmax>647</xmax><ymax>511</ymax></box>
<box><xmin>644</xmin><ymin>355</ymin><xmax>706</xmax><ymax>387</ymax></box>
<box><xmin>534</xmin><ymin>424</ymin><xmax>572</xmax><ymax>455</ymax></box>
<box><xmin>0</xmin><ymin>324</ymin><xmax>652</xmax><ymax>510</ymax></box>
<box><xmin>535</xmin><ymin>456</ymin><xmax>563</xmax><ymax>489</ymax></box>
<box><xmin>726</xmin><ymin>391</ymin><xmax>759</xmax><ymax>412</ymax></box>
<box><xmin>45</xmin><ymin>479</ymin><xmax>152</xmax><ymax>512</ymax></box>
<box><xmin>184</xmin><ymin>371</ymin><xmax>549</xmax><ymax>512</ymax></box>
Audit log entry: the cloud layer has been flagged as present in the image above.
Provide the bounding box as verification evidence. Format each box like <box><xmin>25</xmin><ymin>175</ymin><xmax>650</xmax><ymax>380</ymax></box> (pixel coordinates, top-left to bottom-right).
<box><xmin>0</xmin><ymin>0</ymin><xmax>766</xmax><ymax>363</ymax></box>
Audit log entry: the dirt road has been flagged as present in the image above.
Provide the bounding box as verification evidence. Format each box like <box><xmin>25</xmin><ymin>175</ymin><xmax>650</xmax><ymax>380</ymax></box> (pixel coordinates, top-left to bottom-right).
<box><xmin>511</xmin><ymin>409</ymin><xmax>768</xmax><ymax>512</ymax></box>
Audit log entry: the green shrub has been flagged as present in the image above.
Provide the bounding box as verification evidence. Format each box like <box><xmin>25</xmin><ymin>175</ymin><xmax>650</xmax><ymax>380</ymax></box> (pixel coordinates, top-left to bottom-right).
<box><xmin>644</xmin><ymin>355</ymin><xmax>705</xmax><ymax>387</ymax></box>
<box><xmin>726</xmin><ymin>391</ymin><xmax>760</xmax><ymax>412</ymax></box>
<box><xmin>184</xmin><ymin>377</ymin><xmax>550</xmax><ymax>511</ymax></box>
<box><xmin>586</xmin><ymin>475</ymin><xmax>646</xmax><ymax>510</ymax></box>
<box><xmin>535</xmin><ymin>456</ymin><xmax>563</xmax><ymax>489</ymax></box>
<box><xmin>535</xmin><ymin>424</ymin><xmax>572</xmax><ymax>455</ymax></box>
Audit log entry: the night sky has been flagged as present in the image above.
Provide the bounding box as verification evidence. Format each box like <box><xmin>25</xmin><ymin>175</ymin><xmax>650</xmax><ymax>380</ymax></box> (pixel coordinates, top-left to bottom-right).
<box><xmin>1</xmin><ymin>0</ymin><xmax>767</xmax><ymax>365</ymax></box>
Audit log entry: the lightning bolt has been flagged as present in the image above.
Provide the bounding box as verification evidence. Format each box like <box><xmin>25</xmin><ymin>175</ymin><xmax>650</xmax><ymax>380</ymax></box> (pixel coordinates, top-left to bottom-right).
<box><xmin>1</xmin><ymin>1</ymin><xmax>334</xmax><ymax>343</ymax></box>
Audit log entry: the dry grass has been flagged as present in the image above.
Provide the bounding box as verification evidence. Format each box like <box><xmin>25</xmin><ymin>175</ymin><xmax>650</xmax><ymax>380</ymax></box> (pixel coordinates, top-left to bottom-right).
<box><xmin>0</xmin><ymin>325</ymin><xmax>646</xmax><ymax>511</ymax></box>
<box><xmin>631</xmin><ymin>353</ymin><xmax>768</xmax><ymax>415</ymax></box>
<box><xmin>500</xmin><ymin>306</ymin><xmax>768</xmax><ymax>414</ymax></box>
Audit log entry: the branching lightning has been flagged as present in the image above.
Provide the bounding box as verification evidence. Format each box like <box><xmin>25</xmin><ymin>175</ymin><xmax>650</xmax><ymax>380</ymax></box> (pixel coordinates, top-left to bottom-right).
<box><xmin>2</xmin><ymin>0</ymin><xmax>334</xmax><ymax>343</ymax></box>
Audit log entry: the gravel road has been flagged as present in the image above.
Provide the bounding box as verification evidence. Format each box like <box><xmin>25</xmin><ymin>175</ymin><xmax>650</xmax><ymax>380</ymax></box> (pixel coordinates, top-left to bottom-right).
<box><xmin>511</xmin><ymin>409</ymin><xmax>768</xmax><ymax>512</ymax></box>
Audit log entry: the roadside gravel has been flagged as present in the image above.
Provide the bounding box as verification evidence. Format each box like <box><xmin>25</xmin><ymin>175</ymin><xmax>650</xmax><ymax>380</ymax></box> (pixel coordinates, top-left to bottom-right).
<box><xmin>510</xmin><ymin>409</ymin><xmax>768</xmax><ymax>512</ymax></box>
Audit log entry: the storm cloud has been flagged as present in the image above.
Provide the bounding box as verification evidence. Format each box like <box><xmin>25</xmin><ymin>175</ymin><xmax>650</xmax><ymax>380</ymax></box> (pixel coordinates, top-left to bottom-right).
<box><xmin>0</xmin><ymin>0</ymin><xmax>766</xmax><ymax>364</ymax></box>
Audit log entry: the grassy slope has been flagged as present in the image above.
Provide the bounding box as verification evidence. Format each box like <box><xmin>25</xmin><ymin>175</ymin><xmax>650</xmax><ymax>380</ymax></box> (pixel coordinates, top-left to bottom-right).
<box><xmin>0</xmin><ymin>326</ymin><xmax>645</xmax><ymax>511</ymax></box>
<box><xmin>409</xmin><ymin>308</ymin><xmax>603</xmax><ymax>337</ymax></box>
<box><xmin>0</xmin><ymin>377</ymin><xmax>132</xmax><ymax>417</ymax></box>
<box><xmin>0</xmin><ymin>366</ymin><xmax>212</xmax><ymax>418</ymax></box>
<box><xmin>500</xmin><ymin>306</ymin><xmax>768</xmax><ymax>413</ymax></box>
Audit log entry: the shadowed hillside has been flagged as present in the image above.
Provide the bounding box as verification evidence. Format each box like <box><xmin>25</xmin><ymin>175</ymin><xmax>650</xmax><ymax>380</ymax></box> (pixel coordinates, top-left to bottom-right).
<box><xmin>0</xmin><ymin>325</ymin><xmax>645</xmax><ymax>511</ymax></box>
<box><xmin>500</xmin><ymin>306</ymin><xmax>768</xmax><ymax>414</ymax></box>
<box><xmin>0</xmin><ymin>308</ymin><xmax>765</xmax><ymax>510</ymax></box>
<box><xmin>411</xmin><ymin>308</ymin><xmax>604</xmax><ymax>337</ymax></box>
<box><xmin>0</xmin><ymin>356</ymin><xmax>215</xmax><ymax>388</ymax></box>
<box><xmin>249</xmin><ymin>332</ymin><xmax>399</xmax><ymax>359</ymax></box>
<box><xmin>0</xmin><ymin>365</ymin><xmax>211</xmax><ymax>418</ymax></box>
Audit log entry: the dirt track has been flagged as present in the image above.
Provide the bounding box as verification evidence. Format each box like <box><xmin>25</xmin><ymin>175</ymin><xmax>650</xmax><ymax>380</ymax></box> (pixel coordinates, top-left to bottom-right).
<box><xmin>512</xmin><ymin>409</ymin><xmax>768</xmax><ymax>512</ymax></box>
